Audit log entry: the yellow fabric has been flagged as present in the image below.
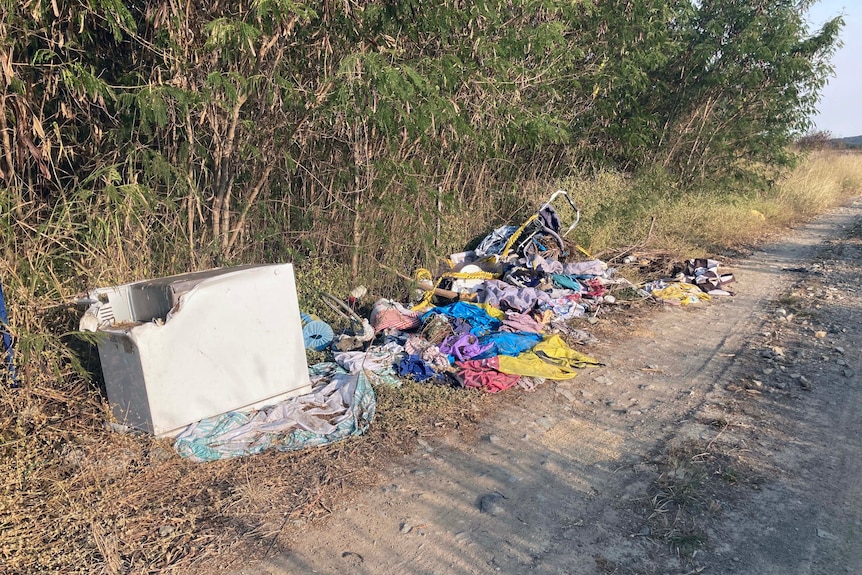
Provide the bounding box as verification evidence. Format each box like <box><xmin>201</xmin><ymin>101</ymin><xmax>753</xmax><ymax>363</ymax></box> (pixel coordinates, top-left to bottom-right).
<box><xmin>497</xmin><ymin>353</ymin><xmax>578</xmax><ymax>380</ymax></box>
<box><xmin>473</xmin><ymin>302</ymin><xmax>506</xmax><ymax>320</ymax></box>
<box><xmin>496</xmin><ymin>335</ymin><xmax>600</xmax><ymax>380</ymax></box>
<box><xmin>411</xmin><ymin>268</ymin><xmax>441</xmax><ymax>312</ymax></box>
<box><xmin>500</xmin><ymin>214</ymin><xmax>538</xmax><ymax>258</ymax></box>
<box><xmin>650</xmin><ymin>282</ymin><xmax>710</xmax><ymax>305</ymax></box>
<box><xmin>442</xmin><ymin>270</ymin><xmax>497</xmax><ymax>280</ymax></box>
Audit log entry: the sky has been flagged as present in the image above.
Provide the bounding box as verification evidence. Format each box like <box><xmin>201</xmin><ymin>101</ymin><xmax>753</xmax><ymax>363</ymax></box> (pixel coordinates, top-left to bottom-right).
<box><xmin>807</xmin><ymin>1</ymin><xmax>862</xmax><ymax>138</ymax></box>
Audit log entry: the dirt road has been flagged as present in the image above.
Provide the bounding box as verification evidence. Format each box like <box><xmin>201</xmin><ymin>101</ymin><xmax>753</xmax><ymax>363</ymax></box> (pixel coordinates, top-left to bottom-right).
<box><xmin>227</xmin><ymin>200</ymin><xmax>862</xmax><ymax>575</ymax></box>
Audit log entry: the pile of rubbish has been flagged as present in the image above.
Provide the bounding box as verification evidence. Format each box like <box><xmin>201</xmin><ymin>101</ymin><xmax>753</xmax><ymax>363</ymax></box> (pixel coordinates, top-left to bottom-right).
<box><xmin>171</xmin><ymin>191</ymin><xmax>735</xmax><ymax>461</ymax></box>
<box><xmin>641</xmin><ymin>257</ymin><xmax>735</xmax><ymax>305</ymax></box>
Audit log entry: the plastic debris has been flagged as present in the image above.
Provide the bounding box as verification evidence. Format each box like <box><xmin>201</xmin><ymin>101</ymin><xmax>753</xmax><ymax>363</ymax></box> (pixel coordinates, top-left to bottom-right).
<box><xmin>301</xmin><ymin>312</ymin><xmax>335</xmax><ymax>351</ymax></box>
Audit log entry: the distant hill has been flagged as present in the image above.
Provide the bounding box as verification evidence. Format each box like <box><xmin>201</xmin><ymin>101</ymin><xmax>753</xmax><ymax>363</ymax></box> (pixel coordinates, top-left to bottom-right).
<box><xmin>832</xmin><ymin>135</ymin><xmax>862</xmax><ymax>148</ymax></box>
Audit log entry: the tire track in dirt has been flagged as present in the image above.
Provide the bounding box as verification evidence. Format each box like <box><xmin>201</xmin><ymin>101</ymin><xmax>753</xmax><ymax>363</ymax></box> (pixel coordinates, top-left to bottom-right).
<box><xmin>696</xmin><ymin>206</ymin><xmax>862</xmax><ymax>575</ymax></box>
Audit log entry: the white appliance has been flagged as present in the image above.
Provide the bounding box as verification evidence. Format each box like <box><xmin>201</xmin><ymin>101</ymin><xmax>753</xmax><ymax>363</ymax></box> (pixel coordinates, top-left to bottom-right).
<box><xmin>80</xmin><ymin>264</ymin><xmax>312</xmax><ymax>437</ymax></box>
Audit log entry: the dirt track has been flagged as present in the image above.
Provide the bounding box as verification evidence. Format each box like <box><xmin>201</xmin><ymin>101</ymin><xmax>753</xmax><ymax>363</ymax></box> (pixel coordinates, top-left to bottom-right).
<box><xmin>225</xmin><ymin>200</ymin><xmax>862</xmax><ymax>575</ymax></box>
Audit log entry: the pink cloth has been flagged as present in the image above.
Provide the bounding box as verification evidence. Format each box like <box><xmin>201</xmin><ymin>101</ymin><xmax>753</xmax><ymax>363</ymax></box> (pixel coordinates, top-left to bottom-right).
<box><xmin>583</xmin><ymin>278</ymin><xmax>606</xmax><ymax>298</ymax></box>
<box><xmin>455</xmin><ymin>356</ymin><xmax>520</xmax><ymax>393</ymax></box>
<box><xmin>501</xmin><ymin>311</ymin><xmax>546</xmax><ymax>334</ymax></box>
<box><xmin>370</xmin><ymin>299</ymin><xmax>421</xmax><ymax>332</ymax></box>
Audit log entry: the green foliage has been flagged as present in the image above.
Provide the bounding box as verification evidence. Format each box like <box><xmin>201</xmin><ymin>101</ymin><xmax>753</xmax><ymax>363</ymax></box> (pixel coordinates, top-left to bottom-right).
<box><xmin>7</xmin><ymin>0</ymin><xmax>839</xmax><ymax>280</ymax></box>
<box><xmin>653</xmin><ymin>0</ymin><xmax>843</xmax><ymax>180</ymax></box>
<box><xmin>0</xmin><ymin>0</ymin><xmax>845</xmax><ymax>375</ymax></box>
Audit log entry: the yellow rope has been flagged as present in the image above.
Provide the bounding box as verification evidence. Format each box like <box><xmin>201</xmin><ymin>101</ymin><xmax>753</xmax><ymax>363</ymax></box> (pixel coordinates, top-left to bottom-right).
<box><xmin>440</xmin><ymin>270</ymin><xmax>497</xmax><ymax>280</ymax></box>
<box><xmin>499</xmin><ymin>214</ymin><xmax>538</xmax><ymax>258</ymax></box>
<box><xmin>575</xmin><ymin>244</ymin><xmax>594</xmax><ymax>259</ymax></box>
<box><xmin>411</xmin><ymin>268</ymin><xmax>440</xmax><ymax>311</ymax></box>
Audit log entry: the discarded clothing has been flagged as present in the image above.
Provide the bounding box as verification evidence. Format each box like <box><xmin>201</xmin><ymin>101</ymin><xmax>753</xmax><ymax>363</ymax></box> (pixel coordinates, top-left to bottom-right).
<box><xmin>497</xmin><ymin>353</ymin><xmax>578</xmax><ymax>380</ymax></box>
<box><xmin>496</xmin><ymin>335</ymin><xmax>601</xmax><ymax>380</ymax></box>
<box><xmin>533</xmin><ymin>334</ymin><xmax>602</xmax><ymax>368</ymax></box>
<box><xmin>501</xmin><ymin>311</ymin><xmax>546</xmax><ymax>334</ymax></box>
<box><xmin>527</xmin><ymin>254</ymin><xmax>564</xmax><ymax>274</ymax></box>
<box><xmin>420</xmin><ymin>345</ymin><xmax>452</xmax><ymax>370</ymax></box>
<box><xmin>475</xmin><ymin>331</ymin><xmax>543</xmax><ymax>358</ymax></box>
<box><xmin>397</xmin><ymin>354</ymin><xmax>441</xmax><ymax>382</ymax></box>
<box><xmin>582</xmin><ymin>278</ymin><xmax>607</xmax><ymax>298</ymax></box>
<box><xmin>503</xmin><ymin>267</ymin><xmax>546</xmax><ymax>288</ymax></box>
<box><xmin>562</xmin><ymin>260</ymin><xmax>606</xmax><ymax>276</ymax></box>
<box><xmin>681</xmin><ymin>258</ymin><xmax>735</xmax><ymax>295</ymax></box>
<box><xmin>439</xmin><ymin>333</ymin><xmax>494</xmax><ymax>362</ymax></box>
<box><xmin>404</xmin><ymin>334</ymin><xmax>432</xmax><ymax>355</ymax></box>
<box><xmin>455</xmin><ymin>356</ymin><xmax>521</xmax><ymax>393</ymax></box>
<box><xmin>335</xmin><ymin>341</ymin><xmax>403</xmax><ymax>374</ymax></box>
<box><xmin>537</xmin><ymin>294</ymin><xmax>585</xmax><ymax>320</ymax></box>
<box><xmin>473</xmin><ymin>302</ymin><xmax>507</xmax><ymax>321</ymax></box>
<box><xmin>421</xmin><ymin>301</ymin><xmax>502</xmax><ymax>336</ymax></box>
<box><xmin>174</xmin><ymin>363</ymin><xmax>375</xmax><ymax>462</ymax></box>
<box><xmin>550</xmin><ymin>274</ymin><xmax>586</xmax><ymax>292</ymax></box>
<box><xmin>474</xmin><ymin>225</ymin><xmax>519</xmax><ymax>257</ymax></box>
<box><xmin>370</xmin><ymin>299</ymin><xmax>422</xmax><ymax>332</ymax></box>
<box><xmin>645</xmin><ymin>281</ymin><xmax>711</xmax><ymax>305</ymax></box>
<box><xmin>477</xmin><ymin>280</ymin><xmax>553</xmax><ymax>313</ymax></box>
<box><xmin>333</xmin><ymin>342</ymin><xmax>403</xmax><ymax>386</ymax></box>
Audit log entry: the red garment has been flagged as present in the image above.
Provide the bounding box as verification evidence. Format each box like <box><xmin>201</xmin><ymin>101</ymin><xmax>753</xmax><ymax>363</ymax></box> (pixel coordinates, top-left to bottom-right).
<box><xmin>584</xmin><ymin>278</ymin><xmax>606</xmax><ymax>298</ymax></box>
<box><xmin>455</xmin><ymin>356</ymin><xmax>520</xmax><ymax>393</ymax></box>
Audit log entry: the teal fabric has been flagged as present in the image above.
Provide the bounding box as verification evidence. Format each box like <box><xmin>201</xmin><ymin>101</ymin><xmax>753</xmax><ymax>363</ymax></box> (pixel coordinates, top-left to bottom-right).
<box><xmin>174</xmin><ymin>363</ymin><xmax>376</xmax><ymax>462</ymax></box>
<box><xmin>551</xmin><ymin>274</ymin><xmax>585</xmax><ymax>292</ymax></box>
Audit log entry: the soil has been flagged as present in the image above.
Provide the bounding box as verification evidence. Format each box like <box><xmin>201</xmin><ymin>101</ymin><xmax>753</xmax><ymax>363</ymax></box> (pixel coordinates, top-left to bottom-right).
<box><xmin>222</xmin><ymin>200</ymin><xmax>862</xmax><ymax>575</ymax></box>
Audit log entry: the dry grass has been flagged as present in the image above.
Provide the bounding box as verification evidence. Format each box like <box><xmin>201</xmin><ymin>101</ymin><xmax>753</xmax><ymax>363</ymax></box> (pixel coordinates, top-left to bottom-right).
<box><xmin>1</xmin><ymin>150</ymin><xmax>861</xmax><ymax>574</ymax></box>
<box><xmin>770</xmin><ymin>150</ymin><xmax>862</xmax><ymax>217</ymax></box>
<box><xmin>644</xmin><ymin>432</ymin><xmax>765</xmax><ymax>561</ymax></box>
<box><xmin>566</xmin><ymin>150</ymin><xmax>862</xmax><ymax>258</ymax></box>
<box><xmin>0</xmin><ymin>371</ymin><xmax>489</xmax><ymax>574</ymax></box>
<box><xmin>646</xmin><ymin>442</ymin><xmax>730</xmax><ymax>559</ymax></box>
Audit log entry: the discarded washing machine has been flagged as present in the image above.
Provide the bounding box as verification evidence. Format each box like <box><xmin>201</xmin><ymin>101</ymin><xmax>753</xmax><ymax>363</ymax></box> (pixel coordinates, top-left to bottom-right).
<box><xmin>79</xmin><ymin>264</ymin><xmax>312</xmax><ymax>437</ymax></box>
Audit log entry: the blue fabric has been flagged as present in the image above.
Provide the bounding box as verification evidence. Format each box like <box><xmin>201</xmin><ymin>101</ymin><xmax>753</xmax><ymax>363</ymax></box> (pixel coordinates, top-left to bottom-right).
<box><xmin>397</xmin><ymin>354</ymin><xmax>440</xmax><ymax>382</ymax></box>
<box><xmin>475</xmin><ymin>331</ymin><xmax>542</xmax><ymax>359</ymax></box>
<box><xmin>0</xmin><ymin>280</ymin><xmax>17</xmax><ymax>386</ymax></box>
<box><xmin>474</xmin><ymin>224</ymin><xmax>519</xmax><ymax>257</ymax></box>
<box><xmin>421</xmin><ymin>302</ymin><xmax>501</xmax><ymax>336</ymax></box>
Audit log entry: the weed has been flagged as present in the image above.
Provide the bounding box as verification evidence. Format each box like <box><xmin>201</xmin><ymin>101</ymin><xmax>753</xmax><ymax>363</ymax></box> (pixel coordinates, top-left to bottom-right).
<box><xmin>646</xmin><ymin>442</ymin><xmax>721</xmax><ymax>558</ymax></box>
<box><xmin>644</xmin><ymin>435</ymin><xmax>766</xmax><ymax>561</ymax></box>
<box><xmin>721</xmin><ymin>467</ymin><xmax>741</xmax><ymax>486</ymax></box>
<box><xmin>594</xmin><ymin>555</ymin><xmax>621</xmax><ymax>575</ymax></box>
<box><xmin>668</xmin><ymin>527</ymin><xmax>709</xmax><ymax>557</ymax></box>
<box><xmin>566</xmin><ymin>151</ymin><xmax>861</xmax><ymax>259</ymax></box>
